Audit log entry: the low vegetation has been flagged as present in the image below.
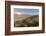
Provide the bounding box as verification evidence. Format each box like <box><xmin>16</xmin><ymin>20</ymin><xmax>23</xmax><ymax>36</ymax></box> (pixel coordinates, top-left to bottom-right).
<box><xmin>14</xmin><ymin>15</ymin><xmax>39</xmax><ymax>27</ymax></box>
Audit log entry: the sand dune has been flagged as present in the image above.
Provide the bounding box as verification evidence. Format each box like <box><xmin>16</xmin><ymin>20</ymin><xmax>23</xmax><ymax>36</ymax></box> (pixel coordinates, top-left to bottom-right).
<box><xmin>14</xmin><ymin>15</ymin><xmax>30</xmax><ymax>21</ymax></box>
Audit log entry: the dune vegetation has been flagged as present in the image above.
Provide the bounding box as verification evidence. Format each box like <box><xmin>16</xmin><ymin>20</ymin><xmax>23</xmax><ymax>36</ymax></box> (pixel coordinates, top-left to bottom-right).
<box><xmin>14</xmin><ymin>15</ymin><xmax>39</xmax><ymax>27</ymax></box>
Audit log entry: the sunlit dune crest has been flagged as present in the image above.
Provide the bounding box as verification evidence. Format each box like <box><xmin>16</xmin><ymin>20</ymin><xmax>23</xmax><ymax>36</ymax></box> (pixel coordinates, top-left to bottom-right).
<box><xmin>16</xmin><ymin>12</ymin><xmax>22</xmax><ymax>16</ymax></box>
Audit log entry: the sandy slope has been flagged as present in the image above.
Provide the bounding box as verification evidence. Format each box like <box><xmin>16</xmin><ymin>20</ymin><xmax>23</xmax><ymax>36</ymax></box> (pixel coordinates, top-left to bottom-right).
<box><xmin>14</xmin><ymin>15</ymin><xmax>31</xmax><ymax>21</ymax></box>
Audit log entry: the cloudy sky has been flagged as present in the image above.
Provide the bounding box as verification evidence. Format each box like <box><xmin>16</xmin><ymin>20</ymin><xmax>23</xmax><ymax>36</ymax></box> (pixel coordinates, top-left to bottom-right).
<box><xmin>14</xmin><ymin>8</ymin><xmax>39</xmax><ymax>15</ymax></box>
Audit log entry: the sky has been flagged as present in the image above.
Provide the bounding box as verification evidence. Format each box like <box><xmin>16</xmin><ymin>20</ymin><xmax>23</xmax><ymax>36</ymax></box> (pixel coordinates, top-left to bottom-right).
<box><xmin>14</xmin><ymin>8</ymin><xmax>39</xmax><ymax>15</ymax></box>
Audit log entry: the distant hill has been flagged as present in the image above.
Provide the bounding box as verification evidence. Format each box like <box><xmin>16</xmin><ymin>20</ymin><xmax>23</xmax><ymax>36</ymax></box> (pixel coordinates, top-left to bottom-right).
<box><xmin>14</xmin><ymin>15</ymin><xmax>39</xmax><ymax>27</ymax></box>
